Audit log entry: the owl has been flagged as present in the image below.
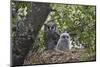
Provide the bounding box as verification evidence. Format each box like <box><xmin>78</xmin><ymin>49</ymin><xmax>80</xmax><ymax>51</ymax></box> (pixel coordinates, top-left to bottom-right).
<box><xmin>44</xmin><ymin>21</ymin><xmax>60</xmax><ymax>50</ymax></box>
<box><xmin>55</xmin><ymin>32</ymin><xmax>70</xmax><ymax>52</ymax></box>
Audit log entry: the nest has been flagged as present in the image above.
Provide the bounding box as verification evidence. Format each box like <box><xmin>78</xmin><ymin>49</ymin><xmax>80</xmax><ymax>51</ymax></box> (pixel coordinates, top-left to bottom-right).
<box><xmin>23</xmin><ymin>49</ymin><xmax>85</xmax><ymax>65</ymax></box>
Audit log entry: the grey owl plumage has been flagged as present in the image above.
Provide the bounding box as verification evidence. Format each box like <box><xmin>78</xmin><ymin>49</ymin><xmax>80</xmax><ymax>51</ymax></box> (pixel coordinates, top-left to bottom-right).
<box><xmin>44</xmin><ymin>22</ymin><xmax>60</xmax><ymax>50</ymax></box>
<box><xmin>55</xmin><ymin>32</ymin><xmax>70</xmax><ymax>52</ymax></box>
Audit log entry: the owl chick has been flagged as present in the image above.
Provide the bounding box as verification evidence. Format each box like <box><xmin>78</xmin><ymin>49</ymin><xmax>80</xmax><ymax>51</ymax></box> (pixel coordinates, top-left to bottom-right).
<box><xmin>55</xmin><ymin>32</ymin><xmax>70</xmax><ymax>52</ymax></box>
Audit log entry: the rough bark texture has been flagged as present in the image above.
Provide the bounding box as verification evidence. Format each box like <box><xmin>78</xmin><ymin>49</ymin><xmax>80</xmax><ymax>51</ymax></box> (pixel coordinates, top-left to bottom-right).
<box><xmin>12</xmin><ymin>2</ymin><xmax>51</xmax><ymax>66</ymax></box>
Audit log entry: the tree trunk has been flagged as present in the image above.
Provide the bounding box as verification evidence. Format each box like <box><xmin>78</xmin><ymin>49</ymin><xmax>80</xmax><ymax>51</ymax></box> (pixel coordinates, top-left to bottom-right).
<box><xmin>12</xmin><ymin>2</ymin><xmax>51</xmax><ymax>66</ymax></box>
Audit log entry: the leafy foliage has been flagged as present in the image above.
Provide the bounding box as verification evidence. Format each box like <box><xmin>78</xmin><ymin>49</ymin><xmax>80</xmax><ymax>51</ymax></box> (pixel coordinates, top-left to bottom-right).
<box><xmin>50</xmin><ymin>4</ymin><xmax>96</xmax><ymax>53</ymax></box>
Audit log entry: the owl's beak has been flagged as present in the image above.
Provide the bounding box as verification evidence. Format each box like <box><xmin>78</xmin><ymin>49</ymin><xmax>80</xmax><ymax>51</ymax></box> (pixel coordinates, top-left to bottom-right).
<box><xmin>49</xmin><ymin>27</ymin><xmax>51</xmax><ymax>30</ymax></box>
<box><xmin>65</xmin><ymin>38</ymin><xmax>68</xmax><ymax>40</ymax></box>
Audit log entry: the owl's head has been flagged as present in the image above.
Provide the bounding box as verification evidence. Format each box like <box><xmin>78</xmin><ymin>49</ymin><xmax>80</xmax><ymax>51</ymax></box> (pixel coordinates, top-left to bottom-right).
<box><xmin>44</xmin><ymin>22</ymin><xmax>56</xmax><ymax>32</ymax></box>
<box><xmin>60</xmin><ymin>32</ymin><xmax>70</xmax><ymax>41</ymax></box>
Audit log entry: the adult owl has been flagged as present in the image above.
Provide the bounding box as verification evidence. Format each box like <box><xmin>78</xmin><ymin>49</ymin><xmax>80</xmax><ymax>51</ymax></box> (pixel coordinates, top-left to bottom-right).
<box><xmin>44</xmin><ymin>21</ymin><xmax>60</xmax><ymax>50</ymax></box>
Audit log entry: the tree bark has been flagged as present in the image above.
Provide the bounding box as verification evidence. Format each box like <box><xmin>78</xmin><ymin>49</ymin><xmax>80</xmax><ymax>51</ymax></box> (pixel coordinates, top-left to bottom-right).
<box><xmin>12</xmin><ymin>2</ymin><xmax>51</xmax><ymax>66</ymax></box>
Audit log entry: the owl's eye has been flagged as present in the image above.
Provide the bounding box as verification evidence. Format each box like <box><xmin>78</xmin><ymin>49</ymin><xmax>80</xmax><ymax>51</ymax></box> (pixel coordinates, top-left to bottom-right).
<box><xmin>62</xmin><ymin>36</ymin><xmax>65</xmax><ymax>38</ymax></box>
<box><xmin>51</xmin><ymin>26</ymin><xmax>54</xmax><ymax>29</ymax></box>
<box><xmin>66</xmin><ymin>36</ymin><xmax>69</xmax><ymax>38</ymax></box>
<box><xmin>48</xmin><ymin>27</ymin><xmax>50</xmax><ymax>29</ymax></box>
